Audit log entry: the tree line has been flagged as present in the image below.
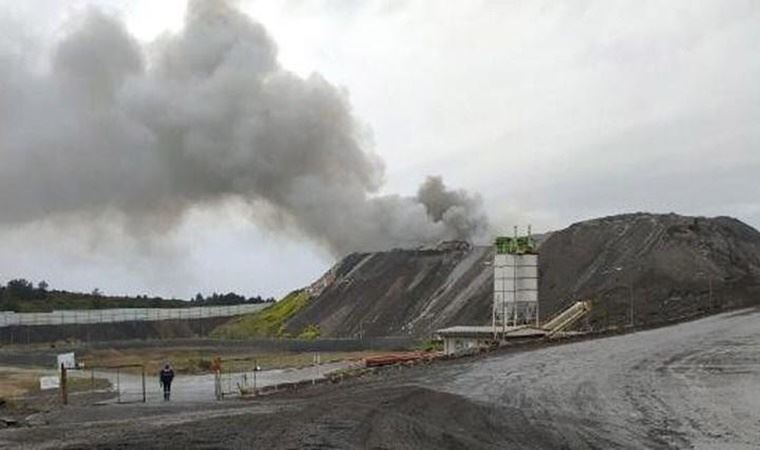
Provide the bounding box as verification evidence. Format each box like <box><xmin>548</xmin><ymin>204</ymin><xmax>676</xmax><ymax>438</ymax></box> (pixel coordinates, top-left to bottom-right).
<box><xmin>190</xmin><ymin>292</ymin><xmax>275</xmax><ymax>306</ymax></box>
<box><xmin>0</xmin><ymin>278</ymin><xmax>275</xmax><ymax>312</ymax></box>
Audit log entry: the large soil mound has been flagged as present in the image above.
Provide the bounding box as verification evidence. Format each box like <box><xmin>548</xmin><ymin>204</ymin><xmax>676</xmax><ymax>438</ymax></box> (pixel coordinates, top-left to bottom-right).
<box><xmin>283</xmin><ymin>213</ymin><xmax>760</xmax><ymax>337</ymax></box>
<box><xmin>286</xmin><ymin>246</ymin><xmax>493</xmax><ymax>337</ymax></box>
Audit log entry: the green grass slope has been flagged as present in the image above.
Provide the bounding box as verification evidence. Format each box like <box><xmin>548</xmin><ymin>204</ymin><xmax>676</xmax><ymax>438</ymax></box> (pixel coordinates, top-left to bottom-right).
<box><xmin>211</xmin><ymin>290</ymin><xmax>314</xmax><ymax>339</ymax></box>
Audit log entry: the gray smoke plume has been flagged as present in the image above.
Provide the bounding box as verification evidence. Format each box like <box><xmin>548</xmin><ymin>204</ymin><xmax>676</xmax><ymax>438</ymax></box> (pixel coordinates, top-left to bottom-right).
<box><xmin>0</xmin><ymin>0</ymin><xmax>488</xmax><ymax>255</ymax></box>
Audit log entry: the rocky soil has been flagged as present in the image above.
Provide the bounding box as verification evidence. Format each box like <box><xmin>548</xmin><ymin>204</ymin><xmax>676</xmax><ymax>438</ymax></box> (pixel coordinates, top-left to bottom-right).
<box><xmin>284</xmin><ymin>213</ymin><xmax>760</xmax><ymax>336</ymax></box>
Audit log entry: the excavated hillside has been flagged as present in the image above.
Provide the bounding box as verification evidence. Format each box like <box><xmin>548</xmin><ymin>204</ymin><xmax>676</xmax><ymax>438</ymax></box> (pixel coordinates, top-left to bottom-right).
<box><xmin>282</xmin><ymin>213</ymin><xmax>760</xmax><ymax>337</ymax></box>
<box><xmin>287</xmin><ymin>246</ymin><xmax>495</xmax><ymax>338</ymax></box>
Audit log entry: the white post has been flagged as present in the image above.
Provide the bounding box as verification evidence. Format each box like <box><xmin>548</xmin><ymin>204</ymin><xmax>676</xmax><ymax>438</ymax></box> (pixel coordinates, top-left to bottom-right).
<box><xmin>492</xmin><ymin>290</ymin><xmax>497</xmax><ymax>339</ymax></box>
<box><xmin>536</xmin><ymin>254</ymin><xmax>540</xmax><ymax>328</ymax></box>
<box><xmin>116</xmin><ymin>368</ymin><xmax>121</xmax><ymax>403</ymax></box>
<box><xmin>313</xmin><ymin>353</ymin><xmax>320</xmax><ymax>385</ymax></box>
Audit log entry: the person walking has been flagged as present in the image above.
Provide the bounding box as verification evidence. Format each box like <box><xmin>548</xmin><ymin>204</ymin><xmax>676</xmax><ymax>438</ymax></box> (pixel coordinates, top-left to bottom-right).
<box><xmin>159</xmin><ymin>363</ymin><xmax>175</xmax><ymax>401</ymax></box>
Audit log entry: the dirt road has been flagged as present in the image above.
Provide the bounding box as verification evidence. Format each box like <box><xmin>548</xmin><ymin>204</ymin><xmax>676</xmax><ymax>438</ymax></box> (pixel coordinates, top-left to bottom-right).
<box><xmin>429</xmin><ymin>308</ymin><xmax>760</xmax><ymax>448</ymax></box>
<box><xmin>2</xmin><ymin>308</ymin><xmax>759</xmax><ymax>448</ymax></box>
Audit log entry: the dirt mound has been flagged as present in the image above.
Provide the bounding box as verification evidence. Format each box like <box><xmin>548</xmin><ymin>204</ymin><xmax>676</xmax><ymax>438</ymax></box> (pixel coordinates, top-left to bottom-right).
<box><xmin>286</xmin><ymin>246</ymin><xmax>494</xmax><ymax>337</ymax></box>
<box><xmin>282</xmin><ymin>213</ymin><xmax>760</xmax><ymax>337</ymax></box>
<box><xmin>542</xmin><ymin>213</ymin><xmax>760</xmax><ymax>328</ymax></box>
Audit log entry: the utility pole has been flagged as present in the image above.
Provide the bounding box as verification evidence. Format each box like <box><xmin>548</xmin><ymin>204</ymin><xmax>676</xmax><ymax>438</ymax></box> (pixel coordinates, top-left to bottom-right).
<box><xmin>628</xmin><ymin>283</ymin><xmax>634</xmax><ymax>328</ymax></box>
<box><xmin>512</xmin><ymin>226</ymin><xmax>518</xmax><ymax>328</ymax></box>
<box><xmin>696</xmin><ymin>271</ymin><xmax>715</xmax><ymax>312</ymax></box>
<box><xmin>601</xmin><ymin>266</ymin><xmax>632</xmax><ymax>328</ymax></box>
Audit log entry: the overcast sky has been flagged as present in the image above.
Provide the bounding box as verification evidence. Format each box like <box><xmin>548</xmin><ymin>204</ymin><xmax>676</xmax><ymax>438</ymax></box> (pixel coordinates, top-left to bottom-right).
<box><xmin>1</xmin><ymin>0</ymin><xmax>758</xmax><ymax>299</ymax></box>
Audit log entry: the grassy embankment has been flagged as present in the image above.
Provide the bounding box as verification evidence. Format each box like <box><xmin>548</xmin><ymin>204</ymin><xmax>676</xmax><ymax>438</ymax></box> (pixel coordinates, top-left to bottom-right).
<box><xmin>210</xmin><ymin>290</ymin><xmax>319</xmax><ymax>339</ymax></box>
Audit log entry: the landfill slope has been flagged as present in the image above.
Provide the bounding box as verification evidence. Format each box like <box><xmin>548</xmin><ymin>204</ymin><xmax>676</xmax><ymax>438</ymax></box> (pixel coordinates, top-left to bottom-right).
<box><xmin>540</xmin><ymin>213</ymin><xmax>760</xmax><ymax>328</ymax></box>
<box><xmin>287</xmin><ymin>246</ymin><xmax>494</xmax><ymax>337</ymax></box>
<box><xmin>284</xmin><ymin>213</ymin><xmax>760</xmax><ymax>337</ymax></box>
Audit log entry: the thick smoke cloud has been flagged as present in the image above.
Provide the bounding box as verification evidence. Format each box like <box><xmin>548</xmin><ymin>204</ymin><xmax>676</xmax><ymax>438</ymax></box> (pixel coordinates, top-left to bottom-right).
<box><xmin>0</xmin><ymin>0</ymin><xmax>488</xmax><ymax>255</ymax></box>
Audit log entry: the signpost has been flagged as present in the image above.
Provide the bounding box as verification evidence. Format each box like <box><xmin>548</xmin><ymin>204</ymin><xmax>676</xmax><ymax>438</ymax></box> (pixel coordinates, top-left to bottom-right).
<box><xmin>39</xmin><ymin>376</ymin><xmax>60</xmax><ymax>390</ymax></box>
<box><xmin>57</xmin><ymin>352</ymin><xmax>76</xmax><ymax>371</ymax></box>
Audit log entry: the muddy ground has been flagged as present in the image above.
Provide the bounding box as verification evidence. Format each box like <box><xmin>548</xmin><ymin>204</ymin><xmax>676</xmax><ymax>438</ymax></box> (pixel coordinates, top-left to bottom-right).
<box><xmin>2</xmin><ymin>307</ymin><xmax>759</xmax><ymax>449</ymax></box>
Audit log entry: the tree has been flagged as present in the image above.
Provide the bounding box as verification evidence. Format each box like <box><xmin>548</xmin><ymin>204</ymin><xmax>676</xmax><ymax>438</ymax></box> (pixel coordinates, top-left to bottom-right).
<box><xmin>7</xmin><ymin>279</ymin><xmax>35</xmax><ymax>300</ymax></box>
<box><xmin>37</xmin><ymin>280</ymin><xmax>49</xmax><ymax>292</ymax></box>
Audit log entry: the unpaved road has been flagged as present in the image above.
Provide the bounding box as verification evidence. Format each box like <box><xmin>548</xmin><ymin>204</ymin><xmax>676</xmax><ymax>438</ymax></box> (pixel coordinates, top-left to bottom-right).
<box><xmin>2</xmin><ymin>308</ymin><xmax>760</xmax><ymax>449</ymax></box>
<box><xmin>429</xmin><ymin>308</ymin><xmax>760</xmax><ymax>449</ymax></box>
<box><xmin>99</xmin><ymin>360</ymin><xmax>358</xmax><ymax>403</ymax></box>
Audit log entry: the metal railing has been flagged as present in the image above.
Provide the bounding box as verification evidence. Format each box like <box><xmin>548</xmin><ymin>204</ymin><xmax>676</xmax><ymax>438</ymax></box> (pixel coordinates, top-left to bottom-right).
<box><xmin>0</xmin><ymin>304</ymin><xmax>267</xmax><ymax>328</ymax></box>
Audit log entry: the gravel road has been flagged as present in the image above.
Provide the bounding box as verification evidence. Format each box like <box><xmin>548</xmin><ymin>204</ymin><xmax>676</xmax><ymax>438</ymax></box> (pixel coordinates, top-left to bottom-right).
<box><xmin>2</xmin><ymin>308</ymin><xmax>759</xmax><ymax>449</ymax></box>
<box><xmin>428</xmin><ymin>308</ymin><xmax>760</xmax><ymax>449</ymax></box>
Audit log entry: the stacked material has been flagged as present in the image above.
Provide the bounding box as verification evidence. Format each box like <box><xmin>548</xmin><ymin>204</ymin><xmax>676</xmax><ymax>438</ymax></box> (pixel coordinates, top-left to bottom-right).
<box><xmin>363</xmin><ymin>352</ymin><xmax>439</xmax><ymax>368</ymax></box>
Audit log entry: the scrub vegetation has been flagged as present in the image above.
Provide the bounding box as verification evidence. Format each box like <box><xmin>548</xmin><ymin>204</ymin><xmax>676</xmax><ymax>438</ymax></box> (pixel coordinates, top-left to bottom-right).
<box><xmin>211</xmin><ymin>290</ymin><xmax>312</xmax><ymax>339</ymax></box>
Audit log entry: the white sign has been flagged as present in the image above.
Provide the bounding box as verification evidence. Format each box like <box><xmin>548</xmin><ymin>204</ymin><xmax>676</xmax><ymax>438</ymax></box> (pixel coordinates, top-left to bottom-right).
<box><xmin>57</xmin><ymin>352</ymin><xmax>76</xmax><ymax>371</ymax></box>
<box><xmin>39</xmin><ymin>376</ymin><xmax>60</xmax><ymax>390</ymax></box>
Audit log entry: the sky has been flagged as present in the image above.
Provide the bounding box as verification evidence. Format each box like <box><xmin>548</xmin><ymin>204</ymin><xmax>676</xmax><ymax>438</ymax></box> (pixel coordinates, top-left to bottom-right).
<box><xmin>0</xmin><ymin>0</ymin><xmax>758</xmax><ymax>299</ymax></box>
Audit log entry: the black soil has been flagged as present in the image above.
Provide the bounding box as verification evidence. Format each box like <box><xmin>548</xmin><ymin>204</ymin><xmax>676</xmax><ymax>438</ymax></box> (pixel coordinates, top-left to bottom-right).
<box><xmin>80</xmin><ymin>384</ymin><xmax>569</xmax><ymax>450</ymax></box>
<box><xmin>283</xmin><ymin>213</ymin><xmax>760</xmax><ymax>336</ymax></box>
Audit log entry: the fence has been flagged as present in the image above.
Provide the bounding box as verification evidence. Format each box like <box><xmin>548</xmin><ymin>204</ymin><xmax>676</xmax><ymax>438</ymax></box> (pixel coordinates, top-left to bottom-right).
<box><xmin>58</xmin><ymin>364</ymin><xmax>147</xmax><ymax>405</ymax></box>
<box><xmin>0</xmin><ymin>304</ymin><xmax>267</xmax><ymax>328</ymax></box>
<box><xmin>214</xmin><ymin>356</ymin><xmax>263</xmax><ymax>400</ymax></box>
<box><xmin>109</xmin><ymin>364</ymin><xmax>148</xmax><ymax>404</ymax></box>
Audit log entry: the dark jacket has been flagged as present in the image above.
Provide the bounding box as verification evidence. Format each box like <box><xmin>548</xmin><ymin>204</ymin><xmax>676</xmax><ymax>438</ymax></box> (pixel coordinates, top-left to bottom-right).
<box><xmin>160</xmin><ymin>368</ymin><xmax>175</xmax><ymax>386</ymax></box>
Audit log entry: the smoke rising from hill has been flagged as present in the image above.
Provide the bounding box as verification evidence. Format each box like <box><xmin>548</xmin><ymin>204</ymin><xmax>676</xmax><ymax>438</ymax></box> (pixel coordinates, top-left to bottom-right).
<box><xmin>0</xmin><ymin>0</ymin><xmax>488</xmax><ymax>255</ymax></box>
